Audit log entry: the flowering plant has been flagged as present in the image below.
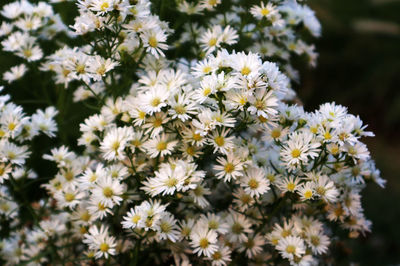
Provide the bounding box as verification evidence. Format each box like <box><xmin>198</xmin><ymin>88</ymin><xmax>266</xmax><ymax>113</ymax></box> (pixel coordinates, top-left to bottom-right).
<box><xmin>0</xmin><ymin>0</ymin><xmax>385</xmax><ymax>265</ymax></box>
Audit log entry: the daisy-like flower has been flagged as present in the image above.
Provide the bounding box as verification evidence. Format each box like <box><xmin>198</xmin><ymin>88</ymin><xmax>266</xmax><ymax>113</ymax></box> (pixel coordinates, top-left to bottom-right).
<box><xmin>141</xmin><ymin>163</ymin><xmax>187</xmax><ymax>196</ymax></box>
<box><xmin>248</xmin><ymin>87</ymin><xmax>278</xmax><ymax>119</ymax></box>
<box><xmin>139</xmin><ymin>86</ymin><xmax>169</xmax><ymax>115</ymax></box>
<box><xmin>230</xmin><ymin>51</ymin><xmax>262</xmax><ymax>77</ymax></box>
<box><xmin>83</xmin><ymin>225</ymin><xmax>117</xmax><ymax>259</ymax></box>
<box><xmin>142</xmin><ymin>29</ymin><xmax>168</xmax><ymax>58</ymax></box>
<box><xmin>88</xmin><ymin>56</ymin><xmax>118</xmax><ymax>81</ymax></box>
<box><xmin>189</xmin><ymin>182</ymin><xmax>211</xmax><ymax>208</ymax></box>
<box><xmin>3</xmin><ymin>64</ymin><xmax>27</xmax><ymax>84</ymax></box>
<box><xmin>250</xmin><ymin>2</ymin><xmax>278</xmax><ymax>20</ymax></box>
<box><xmin>89</xmin><ymin>0</ymin><xmax>115</xmax><ymax>14</ymax></box>
<box><xmin>182</xmin><ymin>126</ymin><xmax>207</xmax><ymax>147</ymax></box>
<box><xmin>192</xmin><ymin>57</ymin><xmax>218</xmax><ymax>77</ymax></box>
<box><xmin>155</xmin><ymin>212</ymin><xmax>180</xmax><ymax>242</ymax></box>
<box><xmin>143</xmin><ymin>133</ymin><xmax>178</xmax><ymax>158</ymax></box>
<box><xmin>100</xmin><ymin>127</ymin><xmax>134</xmax><ymax>161</ymax></box>
<box><xmin>208</xmin><ymin>128</ymin><xmax>235</xmax><ymax>155</ymax></box>
<box><xmin>305</xmin><ymin>227</ymin><xmax>330</xmax><ymax>255</ymax></box>
<box><xmin>297</xmin><ymin>182</ymin><xmax>314</xmax><ymax>201</ymax></box>
<box><xmin>238</xmin><ymin>233</ymin><xmax>265</xmax><ymax>258</ymax></box>
<box><xmin>168</xmin><ymin>92</ymin><xmax>198</xmax><ymax>121</ymax></box>
<box><xmin>199</xmin><ymin>26</ymin><xmax>223</xmax><ymax>55</ymax></box>
<box><xmin>190</xmin><ymin>225</ymin><xmax>218</xmax><ymax>257</ymax></box>
<box><xmin>78</xmin><ymin>164</ymin><xmax>107</xmax><ymax>190</ymax></box>
<box><xmin>207</xmin><ymin>245</ymin><xmax>232</xmax><ymax>266</ymax></box>
<box><xmin>213</xmin><ymin>152</ymin><xmax>244</xmax><ymax>182</ymax></box>
<box><xmin>277</xmin><ymin>176</ymin><xmax>301</xmax><ymax>194</ymax></box>
<box><xmin>226</xmin><ymin>212</ymin><xmax>252</xmax><ymax>242</ymax></box>
<box><xmin>92</xmin><ymin>176</ymin><xmax>125</xmax><ymax>207</ymax></box>
<box><xmin>54</xmin><ymin>187</ymin><xmax>86</xmax><ymax>209</ymax></box>
<box><xmin>276</xmin><ymin>235</ymin><xmax>306</xmax><ymax>260</ymax></box>
<box><xmin>312</xmin><ymin>175</ymin><xmax>339</xmax><ymax>203</ymax></box>
<box><xmin>240</xmin><ymin>167</ymin><xmax>270</xmax><ymax>198</ymax></box>
<box><xmin>199</xmin><ymin>0</ymin><xmax>221</xmax><ymax>10</ymax></box>
<box><xmin>142</xmin><ymin>112</ymin><xmax>170</xmax><ymax>137</ymax></box>
<box><xmin>0</xmin><ymin>141</ymin><xmax>30</xmax><ymax>165</ymax></box>
<box><xmin>179</xmin><ymin>219</ymin><xmax>196</xmax><ymax>240</ymax></box>
<box><xmin>232</xmin><ymin>188</ymin><xmax>255</xmax><ymax>211</ymax></box>
<box><xmin>198</xmin><ymin>213</ymin><xmax>229</xmax><ymax>234</ymax></box>
<box><xmin>280</xmin><ymin>130</ymin><xmax>321</xmax><ymax>170</ymax></box>
<box><xmin>121</xmin><ymin>206</ymin><xmax>144</xmax><ymax>229</ymax></box>
<box><xmin>0</xmin><ymin>163</ymin><xmax>12</xmax><ymax>184</ymax></box>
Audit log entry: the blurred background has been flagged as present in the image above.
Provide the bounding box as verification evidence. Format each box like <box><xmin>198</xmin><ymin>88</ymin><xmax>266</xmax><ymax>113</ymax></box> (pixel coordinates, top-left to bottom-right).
<box><xmin>303</xmin><ymin>0</ymin><xmax>400</xmax><ymax>264</ymax></box>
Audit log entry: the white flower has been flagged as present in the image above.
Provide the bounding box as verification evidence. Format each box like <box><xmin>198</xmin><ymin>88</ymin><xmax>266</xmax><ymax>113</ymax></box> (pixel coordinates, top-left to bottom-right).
<box><xmin>250</xmin><ymin>2</ymin><xmax>278</xmax><ymax>20</ymax></box>
<box><xmin>100</xmin><ymin>127</ymin><xmax>134</xmax><ymax>161</ymax></box>
<box><xmin>276</xmin><ymin>235</ymin><xmax>306</xmax><ymax>260</ymax></box>
<box><xmin>142</xmin><ymin>29</ymin><xmax>168</xmax><ymax>58</ymax></box>
<box><xmin>139</xmin><ymin>86</ymin><xmax>169</xmax><ymax>115</ymax></box>
<box><xmin>83</xmin><ymin>225</ymin><xmax>117</xmax><ymax>259</ymax></box>
<box><xmin>225</xmin><ymin>212</ymin><xmax>252</xmax><ymax>242</ymax></box>
<box><xmin>230</xmin><ymin>51</ymin><xmax>262</xmax><ymax>77</ymax></box>
<box><xmin>213</xmin><ymin>152</ymin><xmax>244</xmax><ymax>182</ymax></box>
<box><xmin>280</xmin><ymin>130</ymin><xmax>321</xmax><ymax>170</ymax></box>
<box><xmin>3</xmin><ymin>64</ymin><xmax>27</xmax><ymax>83</ymax></box>
<box><xmin>305</xmin><ymin>227</ymin><xmax>330</xmax><ymax>255</ymax></box>
<box><xmin>248</xmin><ymin>87</ymin><xmax>279</xmax><ymax>119</ymax></box>
<box><xmin>190</xmin><ymin>225</ymin><xmax>218</xmax><ymax>257</ymax></box>
<box><xmin>92</xmin><ymin>176</ymin><xmax>125</xmax><ymax>207</ymax></box>
<box><xmin>208</xmin><ymin>128</ymin><xmax>235</xmax><ymax>155</ymax></box>
<box><xmin>155</xmin><ymin>212</ymin><xmax>180</xmax><ymax>242</ymax></box>
<box><xmin>143</xmin><ymin>133</ymin><xmax>178</xmax><ymax>158</ymax></box>
<box><xmin>240</xmin><ymin>167</ymin><xmax>270</xmax><ymax>198</ymax></box>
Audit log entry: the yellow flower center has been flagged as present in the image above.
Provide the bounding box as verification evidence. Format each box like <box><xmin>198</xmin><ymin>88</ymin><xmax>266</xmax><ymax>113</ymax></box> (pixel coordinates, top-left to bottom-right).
<box><xmin>214</xmin><ymin>136</ymin><xmax>225</xmax><ymax>147</ymax></box>
<box><xmin>76</xmin><ymin>64</ymin><xmax>86</xmax><ymax>74</ymax></box>
<box><xmin>286</xmin><ymin>245</ymin><xmax>296</xmax><ymax>254</ymax></box>
<box><xmin>99</xmin><ymin>243</ymin><xmax>109</xmax><ymax>252</ymax></box>
<box><xmin>261</xmin><ymin>8</ymin><xmax>270</xmax><ymax>16</ymax></box>
<box><xmin>291</xmin><ymin>148</ymin><xmax>301</xmax><ymax>158</ymax></box>
<box><xmin>193</xmin><ymin>133</ymin><xmax>202</xmax><ymax>141</ymax></box>
<box><xmin>199</xmin><ymin>238</ymin><xmax>209</xmax><ymax>249</ymax></box>
<box><xmin>131</xmin><ymin>214</ymin><xmax>141</xmax><ymax>223</ymax></box>
<box><xmin>174</xmin><ymin>105</ymin><xmax>186</xmax><ymax>114</ymax></box>
<box><xmin>212</xmin><ymin>251</ymin><xmax>222</xmax><ymax>260</ymax></box>
<box><xmin>103</xmin><ymin>187</ymin><xmax>114</xmax><ymax>198</ymax></box>
<box><xmin>166</xmin><ymin>177</ymin><xmax>178</xmax><ymax>187</ymax></box>
<box><xmin>203</xmin><ymin>66</ymin><xmax>212</xmax><ymax>74</ymax></box>
<box><xmin>304</xmin><ymin>190</ymin><xmax>313</xmax><ymax>199</ymax></box>
<box><xmin>23</xmin><ymin>49</ymin><xmax>32</xmax><ymax>58</ymax></box>
<box><xmin>248</xmin><ymin>178</ymin><xmax>259</xmax><ymax>189</ymax></box>
<box><xmin>241</xmin><ymin>66</ymin><xmax>251</xmax><ymax>75</ymax></box>
<box><xmin>287</xmin><ymin>182</ymin><xmax>296</xmax><ymax>191</ymax></box>
<box><xmin>64</xmin><ymin>193</ymin><xmax>75</xmax><ymax>202</ymax></box>
<box><xmin>208</xmin><ymin>38</ymin><xmax>217</xmax><ymax>47</ymax></box>
<box><xmin>224</xmin><ymin>163</ymin><xmax>235</xmax><ymax>173</ymax></box>
<box><xmin>151</xmin><ymin>98</ymin><xmax>161</xmax><ymax>107</ymax></box>
<box><xmin>148</xmin><ymin>36</ymin><xmax>158</xmax><ymax>48</ymax></box>
<box><xmin>100</xmin><ymin>2</ymin><xmax>109</xmax><ymax>11</ymax></box>
<box><xmin>271</xmin><ymin>128</ymin><xmax>281</xmax><ymax>139</ymax></box>
<box><xmin>156</xmin><ymin>141</ymin><xmax>167</xmax><ymax>151</ymax></box>
<box><xmin>203</xmin><ymin>87</ymin><xmax>212</xmax><ymax>96</ymax></box>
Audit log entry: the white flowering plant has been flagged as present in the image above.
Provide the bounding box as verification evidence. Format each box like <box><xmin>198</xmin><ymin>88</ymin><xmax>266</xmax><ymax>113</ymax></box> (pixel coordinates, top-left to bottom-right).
<box><xmin>0</xmin><ymin>0</ymin><xmax>385</xmax><ymax>265</ymax></box>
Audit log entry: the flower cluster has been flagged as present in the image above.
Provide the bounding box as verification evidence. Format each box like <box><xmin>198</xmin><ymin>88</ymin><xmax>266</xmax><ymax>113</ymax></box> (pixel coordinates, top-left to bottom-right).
<box><xmin>0</xmin><ymin>0</ymin><xmax>384</xmax><ymax>265</ymax></box>
<box><xmin>0</xmin><ymin>86</ymin><xmax>58</xmax><ymax>263</ymax></box>
<box><xmin>1</xmin><ymin>0</ymin><xmax>71</xmax><ymax>82</ymax></box>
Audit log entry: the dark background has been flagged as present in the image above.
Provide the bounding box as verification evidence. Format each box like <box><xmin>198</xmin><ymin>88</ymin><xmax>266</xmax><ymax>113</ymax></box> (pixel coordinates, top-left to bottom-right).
<box><xmin>303</xmin><ymin>0</ymin><xmax>400</xmax><ymax>264</ymax></box>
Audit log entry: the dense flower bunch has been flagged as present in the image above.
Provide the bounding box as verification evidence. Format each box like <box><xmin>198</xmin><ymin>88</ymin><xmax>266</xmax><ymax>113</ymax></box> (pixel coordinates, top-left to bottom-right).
<box><xmin>0</xmin><ymin>86</ymin><xmax>58</xmax><ymax>263</ymax></box>
<box><xmin>0</xmin><ymin>0</ymin><xmax>384</xmax><ymax>265</ymax></box>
